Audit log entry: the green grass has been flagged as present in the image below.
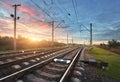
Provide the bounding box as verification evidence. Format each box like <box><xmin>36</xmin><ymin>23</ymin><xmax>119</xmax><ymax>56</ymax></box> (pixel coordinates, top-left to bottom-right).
<box><xmin>88</xmin><ymin>46</ymin><xmax>120</xmax><ymax>81</ymax></box>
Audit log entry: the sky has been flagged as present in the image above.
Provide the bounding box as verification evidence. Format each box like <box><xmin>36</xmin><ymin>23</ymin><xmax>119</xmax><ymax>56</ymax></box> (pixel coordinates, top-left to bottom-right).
<box><xmin>0</xmin><ymin>0</ymin><xmax>120</xmax><ymax>44</ymax></box>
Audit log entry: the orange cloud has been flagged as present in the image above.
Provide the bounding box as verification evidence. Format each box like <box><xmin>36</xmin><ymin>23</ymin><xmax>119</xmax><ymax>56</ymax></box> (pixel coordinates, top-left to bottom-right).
<box><xmin>38</xmin><ymin>22</ymin><xmax>49</xmax><ymax>27</ymax></box>
<box><xmin>0</xmin><ymin>2</ymin><xmax>67</xmax><ymax>42</ymax></box>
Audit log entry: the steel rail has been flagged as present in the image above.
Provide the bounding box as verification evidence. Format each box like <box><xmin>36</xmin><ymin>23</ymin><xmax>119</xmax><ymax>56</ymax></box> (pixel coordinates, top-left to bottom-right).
<box><xmin>0</xmin><ymin>47</ymin><xmax>68</xmax><ymax>69</ymax></box>
<box><xmin>0</xmin><ymin>47</ymin><xmax>66</xmax><ymax>59</ymax></box>
<box><xmin>59</xmin><ymin>48</ymin><xmax>82</xmax><ymax>82</ymax></box>
<box><xmin>0</xmin><ymin>48</ymin><xmax>75</xmax><ymax>82</ymax></box>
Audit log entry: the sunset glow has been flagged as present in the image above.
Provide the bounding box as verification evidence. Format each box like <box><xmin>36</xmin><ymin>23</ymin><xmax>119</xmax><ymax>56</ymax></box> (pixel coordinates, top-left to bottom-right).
<box><xmin>0</xmin><ymin>0</ymin><xmax>120</xmax><ymax>44</ymax></box>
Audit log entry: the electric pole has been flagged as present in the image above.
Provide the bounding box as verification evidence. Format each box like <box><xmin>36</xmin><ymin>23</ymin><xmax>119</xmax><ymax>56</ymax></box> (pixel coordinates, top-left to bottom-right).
<box><xmin>52</xmin><ymin>21</ymin><xmax>54</xmax><ymax>46</ymax></box>
<box><xmin>79</xmin><ymin>30</ymin><xmax>81</xmax><ymax>45</ymax></box>
<box><xmin>11</xmin><ymin>4</ymin><xmax>21</xmax><ymax>51</ymax></box>
<box><xmin>72</xmin><ymin>37</ymin><xmax>73</xmax><ymax>45</ymax></box>
<box><xmin>79</xmin><ymin>24</ymin><xmax>82</xmax><ymax>46</ymax></box>
<box><xmin>90</xmin><ymin>23</ymin><xmax>92</xmax><ymax>47</ymax></box>
<box><xmin>67</xmin><ymin>32</ymin><xmax>68</xmax><ymax>46</ymax></box>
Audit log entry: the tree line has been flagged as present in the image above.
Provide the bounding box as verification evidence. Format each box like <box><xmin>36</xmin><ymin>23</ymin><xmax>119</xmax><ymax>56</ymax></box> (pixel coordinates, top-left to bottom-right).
<box><xmin>100</xmin><ymin>39</ymin><xmax>120</xmax><ymax>48</ymax></box>
<box><xmin>0</xmin><ymin>36</ymin><xmax>65</xmax><ymax>51</ymax></box>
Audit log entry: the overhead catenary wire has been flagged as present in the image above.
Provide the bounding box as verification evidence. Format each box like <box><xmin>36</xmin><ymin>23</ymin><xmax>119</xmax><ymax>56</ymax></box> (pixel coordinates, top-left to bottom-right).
<box><xmin>71</xmin><ymin>0</ymin><xmax>79</xmax><ymax>26</ymax></box>
<box><xmin>31</xmin><ymin>0</ymin><xmax>73</xmax><ymax>31</ymax></box>
<box><xmin>1</xmin><ymin>0</ymin><xmax>91</xmax><ymax>43</ymax></box>
<box><xmin>42</xmin><ymin>0</ymin><xmax>48</xmax><ymax>6</ymax></box>
<box><xmin>81</xmin><ymin>24</ymin><xmax>90</xmax><ymax>32</ymax></box>
<box><xmin>30</xmin><ymin>0</ymin><xmax>72</xmax><ymax>43</ymax></box>
<box><xmin>30</xmin><ymin>0</ymin><xmax>65</xmax><ymax>29</ymax></box>
<box><xmin>30</xmin><ymin>0</ymin><xmax>54</xmax><ymax>21</ymax></box>
<box><xmin>54</xmin><ymin>0</ymin><xmax>74</xmax><ymax>23</ymax></box>
<box><xmin>57</xmin><ymin>0</ymin><xmax>72</xmax><ymax>16</ymax></box>
<box><xmin>31</xmin><ymin>0</ymin><xmax>64</xmax><ymax>24</ymax></box>
<box><xmin>74</xmin><ymin>0</ymin><xmax>80</xmax><ymax>19</ymax></box>
<box><xmin>55</xmin><ymin>0</ymin><xmax>76</xmax><ymax>26</ymax></box>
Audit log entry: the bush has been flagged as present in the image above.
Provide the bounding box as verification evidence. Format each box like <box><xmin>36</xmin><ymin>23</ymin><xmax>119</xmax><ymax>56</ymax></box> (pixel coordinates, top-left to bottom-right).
<box><xmin>108</xmin><ymin>39</ymin><xmax>120</xmax><ymax>48</ymax></box>
<box><xmin>0</xmin><ymin>36</ymin><xmax>65</xmax><ymax>51</ymax></box>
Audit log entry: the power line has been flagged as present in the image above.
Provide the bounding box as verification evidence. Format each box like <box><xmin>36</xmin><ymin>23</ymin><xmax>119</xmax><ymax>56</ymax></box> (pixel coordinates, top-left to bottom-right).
<box><xmin>42</xmin><ymin>2</ymin><xmax>64</xmax><ymax>23</ymax></box>
<box><xmin>74</xmin><ymin>0</ymin><xmax>80</xmax><ymax>18</ymax></box>
<box><xmin>71</xmin><ymin>0</ymin><xmax>79</xmax><ymax>26</ymax></box>
<box><xmin>57</xmin><ymin>0</ymin><xmax>71</xmax><ymax>16</ymax></box>
<box><xmin>30</xmin><ymin>0</ymin><xmax>54</xmax><ymax>20</ymax></box>
<box><xmin>54</xmin><ymin>1</ymin><xmax>74</xmax><ymax>23</ymax></box>
<box><xmin>80</xmin><ymin>24</ymin><xmax>90</xmax><ymax>32</ymax></box>
<box><xmin>30</xmin><ymin>0</ymin><xmax>65</xmax><ymax>28</ymax></box>
<box><xmin>30</xmin><ymin>0</ymin><xmax>70</xmax><ymax>46</ymax></box>
<box><xmin>42</xmin><ymin>0</ymin><xmax>48</xmax><ymax>6</ymax></box>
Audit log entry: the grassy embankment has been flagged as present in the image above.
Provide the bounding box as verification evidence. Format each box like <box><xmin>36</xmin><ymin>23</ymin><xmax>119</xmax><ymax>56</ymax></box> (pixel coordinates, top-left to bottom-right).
<box><xmin>88</xmin><ymin>46</ymin><xmax>120</xmax><ymax>81</ymax></box>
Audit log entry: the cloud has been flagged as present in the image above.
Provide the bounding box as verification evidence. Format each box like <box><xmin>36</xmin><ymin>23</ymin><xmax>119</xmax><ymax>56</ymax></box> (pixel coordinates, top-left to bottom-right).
<box><xmin>19</xmin><ymin>16</ymin><xmax>49</xmax><ymax>29</ymax></box>
<box><xmin>0</xmin><ymin>19</ymin><xmax>14</xmax><ymax>36</ymax></box>
<box><xmin>111</xmin><ymin>21</ymin><xmax>120</xmax><ymax>29</ymax></box>
<box><xmin>93</xmin><ymin>28</ymin><xmax>120</xmax><ymax>41</ymax></box>
<box><xmin>19</xmin><ymin>6</ymin><xmax>36</xmax><ymax>16</ymax></box>
<box><xmin>0</xmin><ymin>1</ymin><xmax>12</xmax><ymax>10</ymax></box>
<box><xmin>95</xmin><ymin>12</ymin><xmax>120</xmax><ymax>24</ymax></box>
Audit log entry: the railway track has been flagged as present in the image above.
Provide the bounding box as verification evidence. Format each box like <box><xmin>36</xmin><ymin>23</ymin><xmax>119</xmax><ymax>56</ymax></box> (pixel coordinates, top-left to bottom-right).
<box><xmin>0</xmin><ymin>47</ymin><xmax>68</xmax><ymax>78</ymax></box>
<box><xmin>0</xmin><ymin>47</ymin><xmax>83</xmax><ymax>82</ymax></box>
<box><xmin>0</xmin><ymin>46</ymin><xmax>79</xmax><ymax>82</ymax></box>
<box><xmin>0</xmin><ymin>47</ymin><xmax>65</xmax><ymax>56</ymax></box>
<box><xmin>19</xmin><ymin>47</ymin><xmax>82</xmax><ymax>82</ymax></box>
<box><xmin>0</xmin><ymin>48</ymin><xmax>46</xmax><ymax>56</ymax></box>
<box><xmin>0</xmin><ymin>47</ymin><xmax>67</xmax><ymax>67</ymax></box>
<box><xmin>0</xmin><ymin>47</ymin><xmax>67</xmax><ymax>61</ymax></box>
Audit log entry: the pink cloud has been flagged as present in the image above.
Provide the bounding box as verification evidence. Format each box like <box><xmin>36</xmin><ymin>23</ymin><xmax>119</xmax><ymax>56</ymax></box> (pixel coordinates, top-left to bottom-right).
<box><xmin>18</xmin><ymin>5</ymin><xmax>43</xmax><ymax>16</ymax></box>
<box><xmin>19</xmin><ymin>6</ymin><xmax>36</xmax><ymax>16</ymax></box>
<box><xmin>20</xmin><ymin>14</ymin><xmax>48</xmax><ymax>28</ymax></box>
<box><xmin>1</xmin><ymin>1</ymin><xmax>12</xmax><ymax>10</ymax></box>
<box><xmin>31</xmin><ymin>19</ymin><xmax>49</xmax><ymax>28</ymax></box>
<box><xmin>2</xmin><ymin>2</ymin><xmax>35</xmax><ymax>16</ymax></box>
<box><xmin>1</xmin><ymin>1</ymin><xmax>48</xmax><ymax>29</ymax></box>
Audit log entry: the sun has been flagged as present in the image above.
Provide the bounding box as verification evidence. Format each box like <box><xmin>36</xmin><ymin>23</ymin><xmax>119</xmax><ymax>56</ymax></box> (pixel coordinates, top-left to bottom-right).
<box><xmin>30</xmin><ymin>38</ymin><xmax>41</xmax><ymax>42</ymax></box>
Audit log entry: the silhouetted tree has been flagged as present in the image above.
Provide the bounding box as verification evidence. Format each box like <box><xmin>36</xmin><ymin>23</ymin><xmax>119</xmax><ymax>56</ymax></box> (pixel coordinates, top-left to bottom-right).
<box><xmin>0</xmin><ymin>36</ymin><xmax>65</xmax><ymax>51</ymax></box>
<box><xmin>100</xmin><ymin>43</ymin><xmax>106</xmax><ymax>47</ymax></box>
<box><xmin>108</xmin><ymin>39</ymin><xmax>120</xmax><ymax>48</ymax></box>
<box><xmin>0</xmin><ymin>36</ymin><xmax>13</xmax><ymax>50</ymax></box>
